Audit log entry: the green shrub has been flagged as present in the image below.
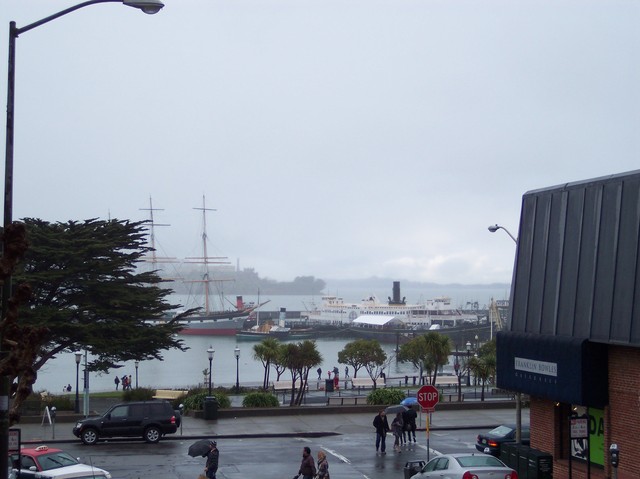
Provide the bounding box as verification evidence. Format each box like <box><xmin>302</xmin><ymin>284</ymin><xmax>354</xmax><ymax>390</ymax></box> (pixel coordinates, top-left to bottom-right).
<box><xmin>182</xmin><ymin>389</ymin><xmax>230</xmax><ymax>412</ymax></box>
<box><xmin>366</xmin><ymin>387</ymin><xmax>405</xmax><ymax>405</ymax></box>
<box><xmin>46</xmin><ymin>394</ymin><xmax>74</xmax><ymax>411</ymax></box>
<box><xmin>242</xmin><ymin>392</ymin><xmax>279</xmax><ymax>408</ymax></box>
<box><xmin>122</xmin><ymin>387</ymin><xmax>155</xmax><ymax>402</ymax></box>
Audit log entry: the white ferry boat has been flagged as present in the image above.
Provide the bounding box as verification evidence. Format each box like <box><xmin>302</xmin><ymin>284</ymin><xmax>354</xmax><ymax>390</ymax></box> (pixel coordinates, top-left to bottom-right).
<box><xmin>302</xmin><ymin>282</ymin><xmax>478</xmax><ymax>330</ymax></box>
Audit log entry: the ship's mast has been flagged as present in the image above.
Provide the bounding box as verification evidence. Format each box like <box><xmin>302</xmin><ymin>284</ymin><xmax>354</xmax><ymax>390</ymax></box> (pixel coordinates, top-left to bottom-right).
<box><xmin>140</xmin><ymin>196</ymin><xmax>176</xmax><ymax>270</ymax></box>
<box><xmin>184</xmin><ymin>196</ymin><xmax>231</xmax><ymax>315</ymax></box>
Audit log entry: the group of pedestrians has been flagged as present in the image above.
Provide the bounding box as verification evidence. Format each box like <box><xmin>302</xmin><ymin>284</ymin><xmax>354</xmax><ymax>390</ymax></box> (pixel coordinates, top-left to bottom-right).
<box><xmin>114</xmin><ymin>374</ymin><xmax>133</xmax><ymax>390</ymax></box>
<box><xmin>294</xmin><ymin>446</ymin><xmax>329</xmax><ymax>479</ymax></box>
<box><xmin>372</xmin><ymin>407</ymin><xmax>417</xmax><ymax>453</ymax></box>
<box><xmin>201</xmin><ymin>441</ymin><xmax>329</xmax><ymax>479</ymax></box>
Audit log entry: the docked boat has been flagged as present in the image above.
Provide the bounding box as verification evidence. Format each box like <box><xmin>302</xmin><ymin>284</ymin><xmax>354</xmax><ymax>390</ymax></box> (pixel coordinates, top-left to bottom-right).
<box><xmin>236</xmin><ymin>307</ymin><xmax>314</xmax><ymax>341</ymax></box>
<box><xmin>236</xmin><ymin>322</ymin><xmax>292</xmax><ymax>340</ymax></box>
<box><xmin>302</xmin><ymin>281</ymin><xmax>478</xmax><ymax>330</ymax></box>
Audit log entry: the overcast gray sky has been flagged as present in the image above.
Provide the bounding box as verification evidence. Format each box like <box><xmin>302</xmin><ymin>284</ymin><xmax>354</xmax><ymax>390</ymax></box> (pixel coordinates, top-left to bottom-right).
<box><xmin>1</xmin><ymin>0</ymin><xmax>638</xmax><ymax>285</ymax></box>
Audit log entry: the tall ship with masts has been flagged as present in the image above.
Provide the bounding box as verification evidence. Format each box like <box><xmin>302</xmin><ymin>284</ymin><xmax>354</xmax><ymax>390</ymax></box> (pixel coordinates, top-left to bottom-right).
<box><xmin>145</xmin><ymin>196</ymin><xmax>267</xmax><ymax>335</ymax></box>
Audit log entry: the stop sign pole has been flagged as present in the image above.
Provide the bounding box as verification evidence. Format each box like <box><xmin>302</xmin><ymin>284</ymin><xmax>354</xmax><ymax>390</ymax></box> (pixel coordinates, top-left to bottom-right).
<box><xmin>416</xmin><ymin>385</ymin><xmax>439</xmax><ymax>461</ymax></box>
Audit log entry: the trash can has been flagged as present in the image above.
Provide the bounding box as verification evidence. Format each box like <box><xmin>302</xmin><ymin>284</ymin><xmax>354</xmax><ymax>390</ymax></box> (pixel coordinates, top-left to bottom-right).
<box><xmin>517</xmin><ymin>445</ymin><xmax>531</xmax><ymax>479</ymax></box>
<box><xmin>508</xmin><ymin>444</ymin><xmax>519</xmax><ymax>473</ymax></box>
<box><xmin>527</xmin><ymin>448</ymin><xmax>552</xmax><ymax>479</ymax></box>
<box><xmin>203</xmin><ymin>396</ymin><xmax>218</xmax><ymax>420</ymax></box>
<box><xmin>500</xmin><ymin>443</ymin><xmax>515</xmax><ymax>467</ymax></box>
<box><xmin>325</xmin><ymin>379</ymin><xmax>334</xmax><ymax>393</ymax></box>
<box><xmin>403</xmin><ymin>460</ymin><xmax>425</xmax><ymax>479</ymax></box>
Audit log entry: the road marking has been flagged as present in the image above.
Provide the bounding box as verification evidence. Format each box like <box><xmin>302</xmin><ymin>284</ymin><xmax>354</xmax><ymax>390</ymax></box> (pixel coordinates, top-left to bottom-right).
<box><xmin>321</xmin><ymin>446</ymin><xmax>351</xmax><ymax>464</ymax></box>
<box><xmin>416</xmin><ymin>444</ymin><xmax>441</xmax><ymax>457</ymax></box>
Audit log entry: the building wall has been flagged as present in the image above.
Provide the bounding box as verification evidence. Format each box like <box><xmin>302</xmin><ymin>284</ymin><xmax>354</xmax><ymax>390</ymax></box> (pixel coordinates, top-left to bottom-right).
<box><xmin>529</xmin><ymin>345</ymin><xmax>640</xmax><ymax>479</ymax></box>
<box><xmin>608</xmin><ymin>345</ymin><xmax>640</xmax><ymax>478</ymax></box>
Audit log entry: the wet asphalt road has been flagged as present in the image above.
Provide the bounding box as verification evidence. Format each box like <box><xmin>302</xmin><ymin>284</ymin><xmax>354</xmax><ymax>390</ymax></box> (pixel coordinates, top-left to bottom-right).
<box><xmin>57</xmin><ymin>428</ymin><xmax>486</xmax><ymax>479</ymax></box>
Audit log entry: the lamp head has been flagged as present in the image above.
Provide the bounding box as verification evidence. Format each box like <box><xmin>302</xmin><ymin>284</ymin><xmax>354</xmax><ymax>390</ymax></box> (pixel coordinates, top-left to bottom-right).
<box><xmin>123</xmin><ymin>0</ymin><xmax>164</xmax><ymax>14</ymax></box>
<box><xmin>466</xmin><ymin>341</ymin><xmax>471</xmax><ymax>352</ymax></box>
<box><xmin>207</xmin><ymin>346</ymin><xmax>215</xmax><ymax>360</ymax></box>
<box><xmin>74</xmin><ymin>352</ymin><xmax>82</xmax><ymax>364</ymax></box>
<box><xmin>134</xmin><ymin>360</ymin><xmax>140</xmax><ymax>368</ymax></box>
<box><xmin>234</xmin><ymin>346</ymin><xmax>240</xmax><ymax>359</ymax></box>
<box><xmin>488</xmin><ymin>224</ymin><xmax>500</xmax><ymax>233</ymax></box>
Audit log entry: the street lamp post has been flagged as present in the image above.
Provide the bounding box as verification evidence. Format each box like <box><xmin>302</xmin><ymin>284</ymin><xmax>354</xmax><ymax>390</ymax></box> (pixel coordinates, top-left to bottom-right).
<box><xmin>453</xmin><ymin>346</ymin><xmax>462</xmax><ymax>402</ymax></box>
<box><xmin>74</xmin><ymin>352</ymin><xmax>82</xmax><ymax>413</ymax></box>
<box><xmin>466</xmin><ymin>340</ymin><xmax>472</xmax><ymax>387</ymax></box>
<box><xmin>82</xmin><ymin>351</ymin><xmax>89</xmax><ymax>417</ymax></box>
<box><xmin>234</xmin><ymin>346</ymin><xmax>240</xmax><ymax>393</ymax></box>
<box><xmin>134</xmin><ymin>360</ymin><xmax>139</xmax><ymax>389</ymax></box>
<box><xmin>487</xmin><ymin>222</ymin><xmax>522</xmax><ymax>443</ymax></box>
<box><xmin>1</xmin><ymin>3</ymin><xmax>164</xmax><ymax>478</ymax></box>
<box><xmin>207</xmin><ymin>346</ymin><xmax>215</xmax><ymax>396</ymax></box>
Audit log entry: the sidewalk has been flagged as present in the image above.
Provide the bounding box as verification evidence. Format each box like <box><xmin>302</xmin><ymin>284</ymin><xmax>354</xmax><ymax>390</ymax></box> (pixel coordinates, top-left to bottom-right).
<box><xmin>14</xmin><ymin>407</ymin><xmax>529</xmax><ymax>445</ymax></box>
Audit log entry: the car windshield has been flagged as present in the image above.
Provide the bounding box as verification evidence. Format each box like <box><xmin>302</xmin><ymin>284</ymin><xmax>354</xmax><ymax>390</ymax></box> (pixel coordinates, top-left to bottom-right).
<box><xmin>38</xmin><ymin>452</ymin><xmax>79</xmax><ymax>471</ymax></box>
<box><xmin>456</xmin><ymin>455</ymin><xmax>505</xmax><ymax>468</ymax></box>
<box><xmin>488</xmin><ymin>425</ymin><xmax>514</xmax><ymax>436</ymax></box>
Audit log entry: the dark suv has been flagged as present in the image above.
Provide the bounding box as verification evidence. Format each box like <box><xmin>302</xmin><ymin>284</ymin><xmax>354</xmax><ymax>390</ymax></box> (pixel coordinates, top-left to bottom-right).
<box><xmin>72</xmin><ymin>400</ymin><xmax>180</xmax><ymax>445</ymax></box>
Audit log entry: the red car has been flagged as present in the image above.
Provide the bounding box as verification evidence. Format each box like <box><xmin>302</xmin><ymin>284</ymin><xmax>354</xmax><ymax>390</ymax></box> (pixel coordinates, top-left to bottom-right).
<box><xmin>9</xmin><ymin>445</ymin><xmax>111</xmax><ymax>479</ymax></box>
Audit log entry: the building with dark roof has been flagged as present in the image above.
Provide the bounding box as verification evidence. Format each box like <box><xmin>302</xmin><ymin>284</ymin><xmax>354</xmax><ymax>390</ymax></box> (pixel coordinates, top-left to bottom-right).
<box><xmin>497</xmin><ymin>170</ymin><xmax>640</xmax><ymax>479</ymax></box>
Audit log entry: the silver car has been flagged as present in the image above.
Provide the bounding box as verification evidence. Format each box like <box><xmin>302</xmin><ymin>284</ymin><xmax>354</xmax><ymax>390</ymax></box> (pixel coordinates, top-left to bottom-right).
<box><xmin>410</xmin><ymin>453</ymin><xmax>518</xmax><ymax>479</ymax></box>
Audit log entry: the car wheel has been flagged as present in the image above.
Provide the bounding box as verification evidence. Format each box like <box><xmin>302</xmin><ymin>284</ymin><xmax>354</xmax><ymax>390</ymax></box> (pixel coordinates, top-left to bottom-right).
<box><xmin>81</xmin><ymin>428</ymin><xmax>99</xmax><ymax>445</ymax></box>
<box><xmin>144</xmin><ymin>426</ymin><xmax>161</xmax><ymax>443</ymax></box>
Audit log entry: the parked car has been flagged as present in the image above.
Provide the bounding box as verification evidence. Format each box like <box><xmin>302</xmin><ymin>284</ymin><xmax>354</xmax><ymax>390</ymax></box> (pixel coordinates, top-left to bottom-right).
<box><xmin>476</xmin><ymin>424</ymin><xmax>530</xmax><ymax>456</ymax></box>
<box><xmin>409</xmin><ymin>453</ymin><xmax>518</xmax><ymax>479</ymax></box>
<box><xmin>72</xmin><ymin>400</ymin><xmax>179</xmax><ymax>445</ymax></box>
<box><xmin>9</xmin><ymin>445</ymin><xmax>111</xmax><ymax>479</ymax></box>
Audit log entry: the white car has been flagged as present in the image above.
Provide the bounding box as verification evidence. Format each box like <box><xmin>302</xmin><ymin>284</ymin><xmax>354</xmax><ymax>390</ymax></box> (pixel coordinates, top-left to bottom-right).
<box><xmin>10</xmin><ymin>445</ymin><xmax>111</xmax><ymax>479</ymax></box>
<box><xmin>410</xmin><ymin>453</ymin><xmax>518</xmax><ymax>479</ymax></box>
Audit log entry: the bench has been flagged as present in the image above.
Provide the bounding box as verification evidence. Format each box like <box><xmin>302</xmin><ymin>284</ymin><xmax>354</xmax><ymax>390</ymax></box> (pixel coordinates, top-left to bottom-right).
<box><xmin>351</xmin><ymin>377</ymin><xmax>376</xmax><ymax>392</ymax></box>
<box><xmin>271</xmin><ymin>380</ymin><xmax>308</xmax><ymax>392</ymax></box>
<box><xmin>327</xmin><ymin>396</ymin><xmax>368</xmax><ymax>406</ymax></box>
<box><xmin>434</xmin><ymin>376</ymin><xmax>459</xmax><ymax>387</ymax></box>
<box><xmin>152</xmin><ymin>389</ymin><xmax>188</xmax><ymax>400</ymax></box>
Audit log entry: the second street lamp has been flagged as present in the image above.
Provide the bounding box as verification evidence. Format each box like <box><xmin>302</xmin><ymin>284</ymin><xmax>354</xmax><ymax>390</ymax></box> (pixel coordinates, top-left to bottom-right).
<box><xmin>74</xmin><ymin>352</ymin><xmax>82</xmax><ymax>413</ymax></box>
<box><xmin>207</xmin><ymin>346</ymin><xmax>215</xmax><ymax>396</ymax></box>
<box><xmin>134</xmin><ymin>360</ymin><xmax>139</xmax><ymax>389</ymax></box>
<box><xmin>488</xmin><ymin>222</ymin><xmax>522</xmax><ymax>443</ymax></box>
<box><xmin>234</xmin><ymin>346</ymin><xmax>240</xmax><ymax>393</ymax></box>
<box><xmin>466</xmin><ymin>340</ymin><xmax>472</xmax><ymax>387</ymax></box>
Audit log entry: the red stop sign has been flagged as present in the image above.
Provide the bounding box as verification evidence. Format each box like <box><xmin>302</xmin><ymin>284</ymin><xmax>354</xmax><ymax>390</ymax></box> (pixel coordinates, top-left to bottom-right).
<box><xmin>417</xmin><ymin>385</ymin><xmax>439</xmax><ymax>409</ymax></box>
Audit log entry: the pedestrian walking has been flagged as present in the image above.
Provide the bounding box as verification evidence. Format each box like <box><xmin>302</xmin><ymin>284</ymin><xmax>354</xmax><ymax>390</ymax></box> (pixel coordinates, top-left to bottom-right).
<box><xmin>114</xmin><ymin>376</ymin><xmax>120</xmax><ymax>390</ymax></box>
<box><xmin>204</xmin><ymin>441</ymin><xmax>219</xmax><ymax>479</ymax></box>
<box><xmin>316</xmin><ymin>450</ymin><xmax>329</xmax><ymax>479</ymax></box>
<box><xmin>345</xmin><ymin>366</ymin><xmax>349</xmax><ymax>378</ymax></box>
<box><xmin>391</xmin><ymin>412</ymin><xmax>404</xmax><ymax>451</ymax></box>
<box><xmin>317</xmin><ymin>367</ymin><xmax>322</xmax><ymax>380</ymax></box>
<box><xmin>403</xmin><ymin>407</ymin><xmax>417</xmax><ymax>443</ymax></box>
<box><xmin>295</xmin><ymin>446</ymin><xmax>316</xmax><ymax>479</ymax></box>
<box><xmin>372</xmin><ymin>409</ymin><xmax>390</xmax><ymax>454</ymax></box>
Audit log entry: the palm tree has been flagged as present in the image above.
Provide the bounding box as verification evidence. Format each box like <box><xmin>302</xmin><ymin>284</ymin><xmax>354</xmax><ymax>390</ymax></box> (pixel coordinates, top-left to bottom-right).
<box><xmin>253</xmin><ymin>338</ymin><xmax>280</xmax><ymax>389</ymax></box>
<box><xmin>281</xmin><ymin>340</ymin><xmax>322</xmax><ymax>406</ymax></box>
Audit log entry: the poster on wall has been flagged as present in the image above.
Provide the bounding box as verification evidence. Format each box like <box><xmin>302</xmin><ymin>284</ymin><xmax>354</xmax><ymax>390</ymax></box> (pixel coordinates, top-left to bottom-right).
<box><xmin>571</xmin><ymin>407</ymin><xmax>604</xmax><ymax>466</ymax></box>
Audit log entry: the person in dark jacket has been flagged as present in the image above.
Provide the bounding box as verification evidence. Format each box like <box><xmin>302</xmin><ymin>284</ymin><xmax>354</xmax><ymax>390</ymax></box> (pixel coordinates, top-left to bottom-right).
<box><xmin>205</xmin><ymin>441</ymin><xmax>219</xmax><ymax>479</ymax></box>
<box><xmin>373</xmin><ymin>409</ymin><xmax>390</xmax><ymax>453</ymax></box>
<box><xmin>403</xmin><ymin>407</ymin><xmax>418</xmax><ymax>443</ymax></box>
<box><xmin>297</xmin><ymin>446</ymin><xmax>316</xmax><ymax>479</ymax></box>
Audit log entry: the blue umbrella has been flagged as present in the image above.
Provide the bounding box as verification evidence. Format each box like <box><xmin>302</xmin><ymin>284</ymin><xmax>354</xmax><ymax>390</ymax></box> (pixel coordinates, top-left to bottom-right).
<box><xmin>401</xmin><ymin>397</ymin><xmax>418</xmax><ymax>406</ymax></box>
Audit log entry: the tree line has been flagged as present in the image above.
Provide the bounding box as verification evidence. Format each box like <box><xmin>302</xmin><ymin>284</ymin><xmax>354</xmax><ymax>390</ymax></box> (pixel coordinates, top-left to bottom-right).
<box><xmin>252</xmin><ymin>333</ymin><xmax>497</xmax><ymax>406</ymax></box>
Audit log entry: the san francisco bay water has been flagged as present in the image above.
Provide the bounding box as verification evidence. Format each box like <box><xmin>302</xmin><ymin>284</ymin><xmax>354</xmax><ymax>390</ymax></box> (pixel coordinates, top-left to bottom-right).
<box><xmin>35</xmin><ymin>289</ymin><xmax>507</xmax><ymax>394</ymax></box>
